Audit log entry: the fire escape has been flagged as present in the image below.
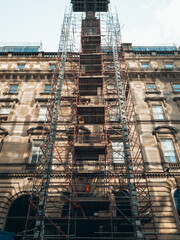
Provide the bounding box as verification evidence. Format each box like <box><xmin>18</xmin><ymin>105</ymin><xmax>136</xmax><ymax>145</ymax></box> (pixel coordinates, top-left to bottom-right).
<box><xmin>22</xmin><ymin>1</ymin><xmax>157</xmax><ymax>239</ymax></box>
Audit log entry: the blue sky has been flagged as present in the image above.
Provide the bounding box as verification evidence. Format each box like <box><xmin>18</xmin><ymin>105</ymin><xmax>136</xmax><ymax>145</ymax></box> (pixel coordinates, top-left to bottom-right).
<box><xmin>0</xmin><ymin>0</ymin><xmax>179</xmax><ymax>51</ymax></box>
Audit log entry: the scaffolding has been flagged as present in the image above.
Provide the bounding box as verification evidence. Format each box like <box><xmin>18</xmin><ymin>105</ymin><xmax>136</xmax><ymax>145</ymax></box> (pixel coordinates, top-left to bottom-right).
<box><xmin>22</xmin><ymin>2</ymin><xmax>157</xmax><ymax>240</ymax></box>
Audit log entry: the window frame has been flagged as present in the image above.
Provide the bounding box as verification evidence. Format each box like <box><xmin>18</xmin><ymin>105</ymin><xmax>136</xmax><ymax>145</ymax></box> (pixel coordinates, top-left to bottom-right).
<box><xmin>17</xmin><ymin>64</ymin><xmax>25</xmax><ymax>70</ymax></box>
<box><xmin>0</xmin><ymin>106</ymin><xmax>11</xmax><ymax>121</ymax></box>
<box><xmin>153</xmin><ymin>126</ymin><xmax>179</xmax><ymax>167</ymax></box>
<box><xmin>111</xmin><ymin>141</ymin><xmax>125</xmax><ymax>164</ymax></box>
<box><xmin>172</xmin><ymin>83</ymin><xmax>180</xmax><ymax>93</ymax></box>
<box><xmin>44</xmin><ymin>84</ymin><xmax>52</xmax><ymax>94</ymax></box>
<box><xmin>0</xmin><ymin>106</ymin><xmax>11</xmax><ymax>115</ymax></box>
<box><xmin>8</xmin><ymin>84</ymin><xmax>19</xmax><ymax>94</ymax></box>
<box><xmin>29</xmin><ymin>139</ymin><xmax>43</xmax><ymax>164</ymax></box>
<box><xmin>145</xmin><ymin>82</ymin><xmax>160</xmax><ymax>94</ymax></box>
<box><xmin>109</xmin><ymin>105</ymin><xmax>120</xmax><ymax>122</ymax></box>
<box><xmin>49</xmin><ymin>64</ymin><xmax>56</xmax><ymax>71</ymax></box>
<box><xmin>151</xmin><ymin>104</ymin><xmax>165</xmax><ymax>120</ymax></box>
<box><xmin>141</xmin><ymin>62</ymin><xmax>150</xmax><ymax>69</ymax></box>
<box><xmin>38</xmin><ymin>106</ymin><xmax>48</xmax><ymax>122</ymax></box>
<box><xmin>160</xmin><ymin>138</ymin><xmax>178</xmax><ymax>163</ymax></box>
<box><xmin>164</xmin><ymin>62</ymin><xmax>174</xmax><ymax>69</ymax></box>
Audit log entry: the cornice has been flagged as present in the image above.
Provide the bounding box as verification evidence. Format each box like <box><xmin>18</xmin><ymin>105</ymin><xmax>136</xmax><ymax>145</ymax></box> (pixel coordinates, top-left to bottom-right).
<box><xmin>1</xmin><ymin>172</ymin><xmax>180</xmax><ymax>179</ymax></box>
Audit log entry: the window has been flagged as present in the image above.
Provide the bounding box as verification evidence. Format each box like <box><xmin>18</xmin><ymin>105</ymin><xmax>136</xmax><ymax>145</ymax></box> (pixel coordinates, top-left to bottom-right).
<box><xmin>38</xmin><ymin>106</ymin><xmax>48</xmax><ymax>121</ymax></box>
<box><xmin>110</xmin><ymin>106</ymin><xmax>120</xmax><ymax>122</ymax></box>
<box><xmin>0</xmin><ymin>106</ymin><xmax>11</xmax><ymax>115</ymax></box>
<box><xmin>17</xmin><ymin>64</ymin><xmax>25</xmax><ymax>70</ymax></box>
<box><xmin>141</xmin><ymin>63</ymin><xmax>150</xmax><ymax>69</ymax></box>
<box><xmin>173</xmin><ymin>84</ymin><xmax>180</xmax><ymax>93</ymax></box>
<box><xmin>161</xmin><ymin>139</ymin><xmax>177</xmax><ymax>163</ymax></box>
<box><xmin>49</xmin><ymin>64</ymin><xmax>56</xmax><ymax>70</ymax></box>
<box><xmin>29</xmin><ymin>140</ymin><xmax>43</xmax><ymax>164</ymax></box>
<box><xmin>9</xmin><ymin>84</ymin><xmax>18</xmax><ymax>93</ymax></box>
<box><xmin>146</xmin><ymin>83</ymin><xmax>157</xmax><ymax>92</ymax></box>
<box><xmin>44</xmin><ymin>84</ymin><xmax>51</xmax><ymax>93</ymax></box>
<box><xmin>112</xmin><ymin>142</ymin><xmax>124</xmax><ymax>163</ymax></box>
<box><xmin>152</xmin><ymin>105</ymin><xmax>165</xmax><ymax>120</ymax></box>
<box><xmin>165</xmin><ymin>63</ymin><xmax>174</xmax><ymax>69</ymax></box>
<box><xmin>174</xmin><ymin>190</ymin><xmax>180</xmax><ymax>220</ymax></box>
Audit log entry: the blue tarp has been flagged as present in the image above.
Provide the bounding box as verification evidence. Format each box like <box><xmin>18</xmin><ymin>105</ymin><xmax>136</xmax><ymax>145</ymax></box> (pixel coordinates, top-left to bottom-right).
<box><xmin>0</xmin><ymin>230</ymin><xmax>15</xmax><ymax>240</ymax></box>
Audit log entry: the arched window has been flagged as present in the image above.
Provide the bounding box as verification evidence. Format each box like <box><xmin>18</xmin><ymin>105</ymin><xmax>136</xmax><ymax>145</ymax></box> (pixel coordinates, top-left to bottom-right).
<box><xmin>27</xmin><ymin>126</ymin><xmax>49</xmax><ymax>164</ymax></box>
<box><xmin>152</xmin><ymin>126</ymin><xmax>179</xmax><ymax>166</ymax></box>
<box><xmin>174</xmin><ymin>190</ymin><xmax>180</xmax><ymax>220</ymax></box>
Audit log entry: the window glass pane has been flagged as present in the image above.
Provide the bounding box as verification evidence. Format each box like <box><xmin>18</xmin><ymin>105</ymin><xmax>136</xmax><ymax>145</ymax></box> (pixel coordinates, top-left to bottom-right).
<box><xmin>44</xmin><ymin>85</ymin><xmax>51</xmax><ymax>93</ymax></box>
<box><xmin>174</xmin><ymin>190</ymin><xmax>180</xmax><ymax>220</ymax></box>
<box><xmin>0</xmin><ymin>106</ymin><xmax>11</xmax><ymax>115</ymax></box>
<box><xmin>38</xmin><ymin>107</ymin><xmax>48</xmax><ymax>121</ymax></box>
<box><xmin>152</xmin><ymin>105</ymin><xmax>164</xmax><ymax>120</ymax></box>
<box><xmin>30</xmin><ymin>140</ymin><xmax>43</xmax><ymax>164</ymax></box>
<box><xmin>49</xmin><ymin>64</ymin><xmax>55</xmax><ymax>70</ymax></box>
<box><xmin>146</xmin><ymin>84</ymin><xmax>156</xmax><ymax>92</ymax></box>
<box><xmin>141</xmin><ymin>63</ymin><xmax>150</xmax><ymax>69</ymax></box>
<box><xmin>18</xmin><ymin>64</ymin><xmax>25</xmax><ymax>70</ymax></box>
<box><xmin>173</xmin><ymin>84</ymin><xmax>180</xmax><ymax>92</ymax></box>
<box><xmin>110</xmin><ymin>106</ymin><xmax>120</xmax><ymax>122</ymax></box>
<box><xmin>161</xmin><ymin>139</ymin><xmax>177</xmax><ymax>162</ymax></box>
<box><xmin>165</xmin><ymin>63</ymin><xmax>174</xmax><ymax>69</ymax></box>
<box><xmin>112</xmin><ymin>142</ymin><xmax>124</xmax><ymax>163</ymax></box>
<box><xmin>9</xmin><ymin>85</ymin><xmax>18</xmax><ymax>93</ymax></box>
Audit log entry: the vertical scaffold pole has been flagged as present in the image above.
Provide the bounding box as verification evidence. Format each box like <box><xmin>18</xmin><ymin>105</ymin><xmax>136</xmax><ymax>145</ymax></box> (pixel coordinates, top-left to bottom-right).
<box><xmin>23</xmin><ymin>5</ymin><xmax>72</xmax><ymax>240</ymax></box>
<box><xmin>108</xmin><ymin>10</ymin><xmax>143</xmax><ymax>240</ymax></box>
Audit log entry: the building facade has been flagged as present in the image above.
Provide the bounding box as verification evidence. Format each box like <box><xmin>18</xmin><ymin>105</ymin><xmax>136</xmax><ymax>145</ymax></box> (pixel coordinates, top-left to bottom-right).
<box><xmin>0</xmin><ymin>42</ymin><xmax>180</xmax><ymax>239</ymax></box>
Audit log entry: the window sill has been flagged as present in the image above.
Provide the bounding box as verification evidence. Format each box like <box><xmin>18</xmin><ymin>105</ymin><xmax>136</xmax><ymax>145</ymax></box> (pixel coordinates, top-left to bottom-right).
<box><xmin>3</xmin><ymin>92</ymin><xmax>18</xmax><ymax>96</ymax></box>
<box><xmin>35</xmin><ymin>97</ymin><xmax>49</xmax><ymax>102</ymax></box>
<box><xmin>37</xmin><ymin>120</ymin><xmax>46</xmax><ymax>122</ymax></box>
<box><xmin>152</xmin><ymin>119</ymin><xmax>168</xmax><ymax>122</ymax></box>
<box><xmin>40</xmin><ymin>92</ymin><xmax>51</xmax><ymax>95</ymax></box>
<box><xmin>0</xmin><ymin>97</ymin><xmax>19</xmax><ymax>103</ymax></box>
<box><xmin>15</xmin><ymin>69</ymin><xmax>25</xmax><ymax>71</ymax></box>
<box><xmin>145</xmin><ymin>96</ymin><xmax>166</xmax><ymax>101</ymax></box>
<box><xmin>0</xmin><ymin>115</ymin><xmax>8</xmax><ymax>121</ymax></box>
<box><xmin>174</xmin><ymin>97</ymin><xmax>180</xmax><ymax>101</ymax></box>
<box><xmin>145</xmin><ymin>91</ymin><xmax>161</xmax><ymax>94</ymax></box>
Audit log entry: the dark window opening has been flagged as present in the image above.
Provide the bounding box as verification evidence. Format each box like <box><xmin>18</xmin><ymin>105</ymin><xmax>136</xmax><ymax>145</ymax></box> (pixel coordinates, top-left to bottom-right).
<box><xmin>174</xmin><ymin>190</ymin><xmax>180</xmax><ymax>220</ymax></box>
<box><xmin>4</xmin><ymin>195</ymin><xmax>37</xmax><ymax>240</ymax></box>
<box><xmin>61</xmin><ymin>201</ymin><xmax>109</xmax><ymax>238</ymax></box>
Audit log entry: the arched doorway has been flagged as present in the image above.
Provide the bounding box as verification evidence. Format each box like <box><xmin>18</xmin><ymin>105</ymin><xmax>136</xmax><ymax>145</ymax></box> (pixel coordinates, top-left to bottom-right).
<box><xmin>174</xmin><ymin>190</ymin><xmax>180</xmax><ymax>220</ymax></box>
<box><xmin>4</xmin><ymin>195</ymin><xmax>37</xmax><ymax>239</ymax></box>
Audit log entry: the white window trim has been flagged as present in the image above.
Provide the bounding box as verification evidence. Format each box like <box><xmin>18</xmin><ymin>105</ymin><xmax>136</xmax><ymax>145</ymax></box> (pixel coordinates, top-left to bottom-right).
<box><xmin>0</xmin><ymin>106</ymin><xmax>11</xmax><ymax>115</ymax></box>
<box><xmin>29</xmin><ymin>139</ymin><xmax>43</xmax><ymax>164</ymax></box>
<box><xmin>38</xmin><ymin>106</ymin><xmax>48</xmax><ymax>121</ymax></box>
<box><xmin>152</xmin><ymin>105</ymin><xmax>165</xmax><ymax>120</ymax></box>
<box><xmin>160</xmin><ymin>138</ymin><xmax>178</xmax><ymax>163</ymax></box>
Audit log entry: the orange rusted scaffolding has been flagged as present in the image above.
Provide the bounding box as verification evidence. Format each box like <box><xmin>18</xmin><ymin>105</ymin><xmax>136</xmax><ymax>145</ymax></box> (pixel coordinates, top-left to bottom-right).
<box><xmin>22</xmin><ymin>6</ymin><xmax>157</xmax><ymax>240</ymax></box>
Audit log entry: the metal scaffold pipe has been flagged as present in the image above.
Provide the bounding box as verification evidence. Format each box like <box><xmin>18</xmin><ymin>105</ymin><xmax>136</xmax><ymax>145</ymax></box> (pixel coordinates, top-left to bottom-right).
<box><xmin>22</xmin><ymin>5</ymin><xmax>72</xmax><ymax>240</ymax></box>
<box><xmin>107</xmin><ymin>9</ymin><xmax>143</xmax><ymax>240</ymax></box>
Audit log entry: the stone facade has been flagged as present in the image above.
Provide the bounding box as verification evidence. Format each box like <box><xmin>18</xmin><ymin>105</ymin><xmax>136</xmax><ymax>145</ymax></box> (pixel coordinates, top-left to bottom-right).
<box><xmin>0</xmin><ymin>45</ymin><xmax>180</xmax><ymax>239</ymax></box>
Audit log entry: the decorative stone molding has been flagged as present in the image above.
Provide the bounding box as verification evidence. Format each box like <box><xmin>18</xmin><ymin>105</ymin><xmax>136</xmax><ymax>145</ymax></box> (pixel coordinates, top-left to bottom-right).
<box><xmin>152</xmin><ymin>125</ymin><xmax>178</xmax><ymax>135</ymax></box>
